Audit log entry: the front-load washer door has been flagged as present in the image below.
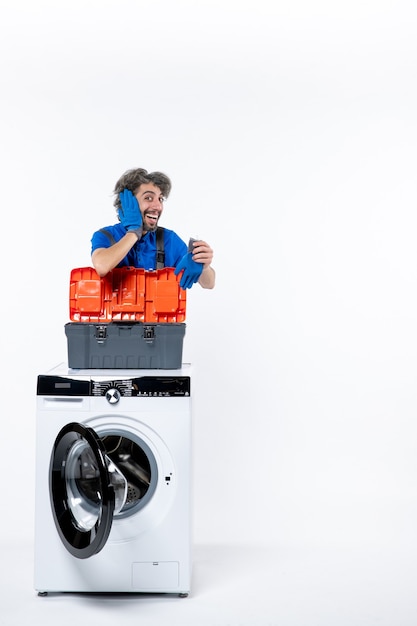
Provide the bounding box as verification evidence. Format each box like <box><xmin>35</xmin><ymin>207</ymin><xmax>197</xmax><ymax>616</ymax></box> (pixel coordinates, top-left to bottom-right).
<box><xmin>49</xmin><ymin>422</ymin><xmax>116</xmax><ymax>559</ymax></box>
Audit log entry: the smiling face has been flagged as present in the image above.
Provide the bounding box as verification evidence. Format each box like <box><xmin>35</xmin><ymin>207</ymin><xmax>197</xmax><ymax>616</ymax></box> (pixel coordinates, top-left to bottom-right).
<box><xmin>134</xmin><ymin>183</ymin><xmax>165</xmax><ymax>232</ymax></box>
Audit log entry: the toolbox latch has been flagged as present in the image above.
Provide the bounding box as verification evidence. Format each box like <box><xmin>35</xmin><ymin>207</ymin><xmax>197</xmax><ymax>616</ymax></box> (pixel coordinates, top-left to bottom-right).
<box><xmin>95</xmin><ymin>325</ymin><xmax>108</xmax><ymax>343</ymax></box>
<box><xmin>143</xmin><ymin>325</ymin><xmax>155</xmax><ymax>341</ymax></box>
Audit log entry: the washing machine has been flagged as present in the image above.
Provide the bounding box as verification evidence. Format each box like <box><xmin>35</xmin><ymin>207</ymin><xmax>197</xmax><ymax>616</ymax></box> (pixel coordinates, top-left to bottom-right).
<box><xmin>34</xmin><ymin>362</ymin><xmax>192</xmax><ymax>597</ymax></box>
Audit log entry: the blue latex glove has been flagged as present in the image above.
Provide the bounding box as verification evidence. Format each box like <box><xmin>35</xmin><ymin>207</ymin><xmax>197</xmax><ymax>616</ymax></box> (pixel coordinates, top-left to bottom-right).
<box><xmin>174</xmin><ymin>252</ymin><xmax>203</xmax><ymax>289</ymax></box>
<box><xmin>118</xmin><ymin>189</ymin><xmax>143</xmax><ymax>239</ymax></box>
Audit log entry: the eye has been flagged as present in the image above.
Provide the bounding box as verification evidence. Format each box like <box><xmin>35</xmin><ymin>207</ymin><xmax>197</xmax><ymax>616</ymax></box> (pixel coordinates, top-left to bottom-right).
<box><xmin>143</xmin><ymin>194</ymin><xmax>165</xmax><ymax>203</ymax></box>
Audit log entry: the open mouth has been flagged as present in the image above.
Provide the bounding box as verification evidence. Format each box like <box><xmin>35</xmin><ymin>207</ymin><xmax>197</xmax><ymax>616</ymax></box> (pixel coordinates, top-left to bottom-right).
<box><xmin>144</xmin><ymin>213</ymin><xmax>159</xmax><ymax>230</ymax></box>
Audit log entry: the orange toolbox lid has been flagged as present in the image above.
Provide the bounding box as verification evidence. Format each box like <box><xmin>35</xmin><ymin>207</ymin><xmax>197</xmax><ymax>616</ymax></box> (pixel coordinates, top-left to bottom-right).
<box><xmin>69</xmin><ymin>266</ymin><xmax>186</xmax><ymax>323</ymax></box>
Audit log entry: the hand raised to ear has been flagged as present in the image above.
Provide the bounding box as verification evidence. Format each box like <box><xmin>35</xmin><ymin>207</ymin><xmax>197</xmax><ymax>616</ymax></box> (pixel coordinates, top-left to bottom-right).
<box><xmin>118</xmin><ymin>189</ymin><xmax>143</xmax><ymax>240</ymax></box>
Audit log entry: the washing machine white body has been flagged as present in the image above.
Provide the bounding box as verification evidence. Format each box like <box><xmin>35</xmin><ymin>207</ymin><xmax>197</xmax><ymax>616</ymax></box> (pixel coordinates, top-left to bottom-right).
<box><xmin>34</xmin><ymin>363</ymin><xmax>192</xmax><ymax>596</ymax></box>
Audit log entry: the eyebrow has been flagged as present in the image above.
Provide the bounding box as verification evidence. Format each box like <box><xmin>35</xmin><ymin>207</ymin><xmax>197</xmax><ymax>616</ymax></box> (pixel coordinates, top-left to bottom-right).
<box><xmin>140</xmin><ymin>190</ymin><xmax>163</xmax><ymax>198</ymax></box>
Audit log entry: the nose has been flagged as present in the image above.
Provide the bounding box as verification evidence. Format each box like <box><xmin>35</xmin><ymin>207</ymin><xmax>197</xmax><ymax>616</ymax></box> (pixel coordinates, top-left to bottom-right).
<box><xmin>151</xmin><ymin>200</ymin><xmax>163</xmax><ymax>212</ymax></box>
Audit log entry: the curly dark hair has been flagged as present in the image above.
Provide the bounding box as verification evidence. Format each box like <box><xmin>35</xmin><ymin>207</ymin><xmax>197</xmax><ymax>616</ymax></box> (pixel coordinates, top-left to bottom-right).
<box><xmin>113</xmin><ymin>168</ymin><xmax>172</xmax><ymax>210</ymax></box>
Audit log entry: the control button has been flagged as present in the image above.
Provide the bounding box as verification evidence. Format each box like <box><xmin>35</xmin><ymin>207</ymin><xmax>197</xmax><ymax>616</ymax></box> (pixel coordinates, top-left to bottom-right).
<box><xmin>105</xmin><ymin>388</ymin><xmax>121</xmax><ymax>404</ymax></box>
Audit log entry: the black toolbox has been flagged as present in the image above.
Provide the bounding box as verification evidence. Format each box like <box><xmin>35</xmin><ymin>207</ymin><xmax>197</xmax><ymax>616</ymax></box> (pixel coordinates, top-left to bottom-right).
<box><xmin>65</xmin><ymin>322</ymin><xmax>186</xmax><ymax>369</ymax></box>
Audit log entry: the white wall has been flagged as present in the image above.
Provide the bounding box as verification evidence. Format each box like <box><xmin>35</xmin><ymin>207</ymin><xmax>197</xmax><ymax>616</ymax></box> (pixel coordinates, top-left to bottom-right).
<box><xmin>1</xmin><ymin>0</ymin><xmax>416</xmax><ymax>551</ymax></box>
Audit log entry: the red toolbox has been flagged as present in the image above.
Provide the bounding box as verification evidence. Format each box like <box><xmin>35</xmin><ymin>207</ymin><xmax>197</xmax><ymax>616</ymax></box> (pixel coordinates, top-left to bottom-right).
<box><xmin>69</xmin><ymin>266</ymin><xmax>186</xmax><ymax>323</ymax></box>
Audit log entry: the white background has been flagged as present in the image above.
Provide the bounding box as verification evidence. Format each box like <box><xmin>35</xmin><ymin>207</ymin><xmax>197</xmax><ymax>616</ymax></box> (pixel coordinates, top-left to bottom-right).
<box><xmin>1</xmin><ymin>0</ymin><xmax>417</xmax><ymax>616</ymax></box>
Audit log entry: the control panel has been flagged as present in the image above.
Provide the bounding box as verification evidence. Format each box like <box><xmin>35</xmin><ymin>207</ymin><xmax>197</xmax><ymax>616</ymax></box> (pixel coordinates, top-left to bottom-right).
<box><xmin>37</xmin><ymin>375</ymin><xmax>191</xmax><ymax>397</ymax></box>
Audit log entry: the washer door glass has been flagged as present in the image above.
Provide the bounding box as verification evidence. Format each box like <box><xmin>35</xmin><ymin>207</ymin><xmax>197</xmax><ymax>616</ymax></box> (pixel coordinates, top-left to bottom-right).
<box><xmin>49</xmin><ymin>422</ymin><xmax>121</xmax><ymax>559</ymax></box>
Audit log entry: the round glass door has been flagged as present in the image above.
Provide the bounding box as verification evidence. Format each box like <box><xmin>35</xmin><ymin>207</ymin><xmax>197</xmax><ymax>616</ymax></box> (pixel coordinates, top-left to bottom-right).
<box><xmin>49</xmin><ymin>422</ymin><xmax>118</xmax><ymax>559</ymax></box>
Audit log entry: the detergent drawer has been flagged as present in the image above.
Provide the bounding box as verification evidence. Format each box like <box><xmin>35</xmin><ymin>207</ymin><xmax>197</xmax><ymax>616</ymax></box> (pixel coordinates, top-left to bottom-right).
<box><xmin>65</xmin><ymin>322</ymin><xmax>186</xmax><ymax>369</ymax></box>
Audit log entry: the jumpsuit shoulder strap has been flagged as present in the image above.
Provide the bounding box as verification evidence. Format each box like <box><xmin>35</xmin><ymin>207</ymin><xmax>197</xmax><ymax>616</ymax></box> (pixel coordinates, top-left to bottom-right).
<box><xmin>156</xmin><ymin>226</ymin><xmax>165</xmax><ymax>269</ymax></box>
<box><xmin>98</xmin><ymin>228</ymin><xmax>117</xmax><ymax>246</ymax></box>
<box><xmin>99</xmin><ymin>227</ymin><xmax>165</xmax><ymax>269</ymax></box>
